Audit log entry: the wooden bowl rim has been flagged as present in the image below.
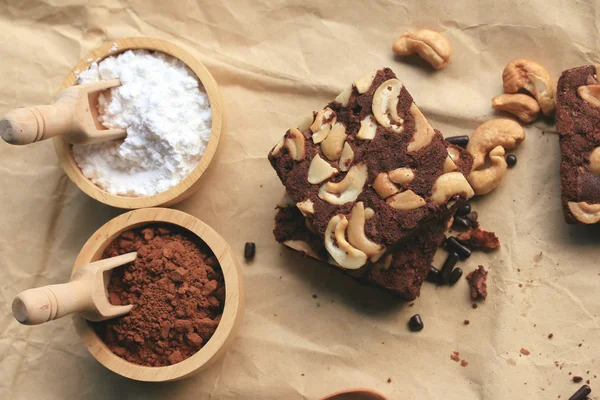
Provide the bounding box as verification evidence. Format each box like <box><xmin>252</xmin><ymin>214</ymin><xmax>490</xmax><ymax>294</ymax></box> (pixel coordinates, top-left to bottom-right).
<box><xmin>54</xmin><ymin>37</ymin><xmax>223</xmax><ymax>209</ymax></box>
<box><xmin>72</xmin><ymin>208</ymin><xmax>244</xmax><ymax>382</ymax></box>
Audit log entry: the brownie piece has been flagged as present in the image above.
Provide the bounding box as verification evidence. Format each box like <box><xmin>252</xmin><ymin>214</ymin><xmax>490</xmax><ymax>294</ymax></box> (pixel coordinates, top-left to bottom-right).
<box><xmin>268</xmin><ymin>68</ymin><xmax>474</xmax><ymax>269</ymax></box>
<box><xmin>556</xmin><ymin>65</ymin><xmax>600</xmax><ymax>224</ymax></box>
<box><xmin>274</xmin><ymin>197</ymin><xmax>448</xmax><ymax>300</ymax></box>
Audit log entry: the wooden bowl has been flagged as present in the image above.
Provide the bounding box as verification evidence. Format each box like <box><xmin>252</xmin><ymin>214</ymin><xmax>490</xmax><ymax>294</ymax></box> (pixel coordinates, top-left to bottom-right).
<box><xmin>54</xmin><ymin>37</ymin><xmax>223</xmax><ymax>208</ymax></box>
<box><xmin>72</xmin><ymin>208</ymin><xmax>244</xmax><ymax>382</ymax></box>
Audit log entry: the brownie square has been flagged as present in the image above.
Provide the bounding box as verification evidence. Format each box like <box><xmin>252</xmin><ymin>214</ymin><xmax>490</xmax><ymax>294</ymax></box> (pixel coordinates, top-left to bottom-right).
<box><xmin>556</xmin><ymin>65</ymin><xmax>600</xmax><ymax>224</ymax></box>
<box><xmin>274</xmin><ymin>199</ymin><xmax>447</xmax><ymax>301</ymax></box>
<box><xmin>268</xmin><ymin>68</ymin><xmax>473</xmax><ymax>269</ymax></box>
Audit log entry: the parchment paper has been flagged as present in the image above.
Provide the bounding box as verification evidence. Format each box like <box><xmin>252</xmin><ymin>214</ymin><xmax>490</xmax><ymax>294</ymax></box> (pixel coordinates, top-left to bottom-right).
<box><xmin>1</xmin><ymin>1</ymin><xmax>600</xmax><ymax>399</ymax></box>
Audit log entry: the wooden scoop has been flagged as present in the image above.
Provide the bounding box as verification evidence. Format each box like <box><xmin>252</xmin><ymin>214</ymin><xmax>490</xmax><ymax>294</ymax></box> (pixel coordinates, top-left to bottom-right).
<box><xmin>12</xmin><ymin>252</ymin><xmax>137</xmax><ymax>325</ymax></box>
<box><xmin>0</xmin><ymin>79</ymin><xmax>126</xmax><ymax>146</ymax></box>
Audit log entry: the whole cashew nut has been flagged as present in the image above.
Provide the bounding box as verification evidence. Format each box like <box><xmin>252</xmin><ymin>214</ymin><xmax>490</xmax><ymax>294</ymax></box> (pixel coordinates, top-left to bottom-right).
<box><xmin>431</xmin><ymin>172</ymin><xmax>475</xmax><ymax>204</ymax></box>
<box><xmin>467</xmin><ymin>146</ymin><xmax>507</xmax><ymax>195</ymax></box>
<box><xmin>325</xmin><ymin>215</ymin><xmax>368</xmax><ymax>270</ymax></box>
<box><xmin>321</xmin><ymin>122</ymin><xmax>347</xmax><ymax>161</ymax></box>
<box><xmin>492</xmin><ymin>93</ymin><xmax>540</xmax><ymax>123</ymax></box>
<box><xmin>373</xmin><ymin>172</ymin><xmax>399</xmax><ymax>199</ymax></box>
<box><xmin>372</xmin><ymin>79</ymin><xmax>404</xmax><ymax>133</ymax></box>
<box><xmin>319</xmin><ymin>163</ymin><xmax>368</xmax><ymax>205</ymax></box>
<box><xmin>347</xmin><ymin>202</ymin><xmax>384</xmax><ymax>258</ymax></box>
<box><xmin>392</xmin><ymin>29</ymin><xmax>451</xmax><ymax>70</ymax></box>
<box><xmin>502</xmin><ymin>59</ymin><xmax>556</xmax><ymax>116</ymax></box>
<box><xmin>568</xmin><ymin>201</ymin><xmax>600</xmax><ymax>224</ymax></box>
<box><xmin>467</xmin><ymin>119</ymin><xmax>525</xmax><ymax>170</ymax></box>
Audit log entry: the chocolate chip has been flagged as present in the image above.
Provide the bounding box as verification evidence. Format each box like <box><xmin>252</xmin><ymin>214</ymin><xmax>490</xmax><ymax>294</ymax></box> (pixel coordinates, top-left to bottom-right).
<box><xmin>446</xmin><ymin>237</ymin><xmax>472</xmax><ymax>259</ymax></box>
<box><xmin>244</xmin><ymin>242</ymin><xmax>256</xmax><ymax>260</ymax></box>
<box><xmin>426</xmin><ymin>266</ymin><xmax>441</xmax><ymax>283</ymax></box>
<box><xmin>572</xmin><ymin>376</ymin><xmax>584</xmax><ymax>383</ymax></box>
<box><xmin>452</xmin><ymin>216</ymin><xmax>471</xmax><ymax>230</ymax></box>
<box><xmin>506</xmin><ymin>154</ymin><xmax>517</xmax><ymax>167</ymax></box>
<box><xmin>440</xmin><ymin>252</ymin><xmax>459</xmax><ymax>284</ymax></box>
<box><xmin>448</xmin><ymin>267</ymin><xmax>463</xmax><ymax>285</ymax></box>
<box><xmin>569</xmin><ymin>384</ymin><xmax>591</xmax><ymax>400</ymax></box>
<box><xmin>408</xmin><ymin>314</ymin><xmax>424</xmax><ymax>332</ymax></box>
<box><xmin>456</xmin><ymin>202</ymin><xmax>472</xmax><ymax>216</ymax></box>
<box><xmin>446</xmin><ymin>135</ymin><xmax>469</xmax><ymax>148</ymax></box>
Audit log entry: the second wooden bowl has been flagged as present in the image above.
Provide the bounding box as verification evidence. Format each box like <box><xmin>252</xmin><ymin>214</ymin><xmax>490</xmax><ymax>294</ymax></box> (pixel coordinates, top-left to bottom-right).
<box><xmin>72</xmin><ymin>208</ymin><xmax>244</xmax><ymax>382</ymax></box>
<box><xmin>54</xmin><ymin>37</ymin><xmax>223</xmax><ymax>208</ymax></box>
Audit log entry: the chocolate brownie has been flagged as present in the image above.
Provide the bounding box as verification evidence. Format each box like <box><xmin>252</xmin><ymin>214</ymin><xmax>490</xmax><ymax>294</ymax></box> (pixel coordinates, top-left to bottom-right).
<box><xmin>274</xmin><ymin>198</ymin><xmax>447</xmax><ymax>300</ymax></box>
<box><xmin>556</xmin><ymin>65</ymin><xmax>600</xmax><ymax>224</ymax></box>
<box><xmin>268</xmin><ymin>68</ymin><xmax>474</xmax><ymax>269</ymax></box>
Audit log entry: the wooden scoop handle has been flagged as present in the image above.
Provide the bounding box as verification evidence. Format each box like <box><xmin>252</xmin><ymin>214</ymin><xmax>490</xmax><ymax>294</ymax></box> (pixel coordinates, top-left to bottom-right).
<box><xmin>12</xmin><ymin>280</ymin><xmax>92</xmax><ymax>325</ymax></box>
<box><xmin>0</xmin><ymin>103</ymin><xmax>74</xmax><ymax>145</ymax></box>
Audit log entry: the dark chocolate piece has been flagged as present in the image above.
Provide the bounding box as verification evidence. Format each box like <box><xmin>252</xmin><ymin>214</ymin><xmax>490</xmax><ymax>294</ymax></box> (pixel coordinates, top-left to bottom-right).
<box><xmin>569</xmin><ymin>385</ymin><xmax>591</xmax><ymax>400</ymax></box>
<box><xmin>446</xmin><ymin>237</ymin><xmax>472</xmax><ymax>259</ymax></box>
<box><xmin>456</xmin><ymin>203</ymin><xmax>472</xmax><ymax>216</ymax></box>
<box><xmin>408</xmin><ymin>314</ymin><xmax>424</xmax><ymax>332</ymax></box>
<box><xmin>506</xmin><ymin>154</ymin><xmax>517</xmax><ymax>167</ymax></box>
<box><xmin>426</xmin><ymin>266</ymin><xmax>441</xmax><ymax>283</ymax></box>
<box><xmin>244</xmin><ymin>242</ymin><xmax>256</xmax><ymax>260</ymax></box>
<box><xmin>452</xmin><ymin>216</ymin><xmax>471</xmax><ymax>230</ymax></box>
<box><xmin>440</xmin><ymin>252</ymin><xmax>459</xmax><ymax>284</ymax></box>
<box><xmin>448</xmin><ymin>267</ymin><xmax>463</xmax><ymax>285</ymax></box>
<box><xmin>445</xmin><ymin>135</ymin><xmax>469</xmax><ymax>148</ymax></box>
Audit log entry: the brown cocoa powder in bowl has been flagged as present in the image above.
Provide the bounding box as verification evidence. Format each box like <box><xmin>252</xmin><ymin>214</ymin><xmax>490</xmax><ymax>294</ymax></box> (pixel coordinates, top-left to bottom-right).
<box><xmin>91</xmin><ymin>224</ymin><xmax>226</xmax><ymax>367</ymax></box>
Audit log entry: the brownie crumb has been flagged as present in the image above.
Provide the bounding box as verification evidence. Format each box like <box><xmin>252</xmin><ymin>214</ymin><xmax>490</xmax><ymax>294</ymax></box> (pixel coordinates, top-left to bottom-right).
<box><xmin>451</xmin><ymin>351</ymin><xmax>460</xmax><ymax>362</ymax></box>
<box><xmin>312</xmin><ymin>294</ymin><xmax>317</xmax><ymax>299</ymax></box>
<box><xmin>548</xmin><ymin>333</ymin><xmax>554</xmax><ymax>339</ymax></box>
<box><xmin>387</xmin><ymin>378</ymin><xmax>392</xmax><ymax>383</ymax></box>
<box><xmin>460</xmin><ymin>359</ymin><xmax>469</xmax><ymax>367</ymax></box>
<box><xmin>520</xmin><ymin>348</ymin><xmax>531</xmax><ymax>356</ymax></box>
<box><xmin>467</xmin><ymin>266</ymin><xmax>488</xmax><ymax>300</ymax></box>
<box><xmin>472</xmin><ymin>303</ymin><xmax>478</xmax><ymax>309</ymax></box>
<box><xmin>573</xmin><ymin>376</ymin><xmax>583</xmax><ymax>383</ymax></box>
<box><xmin>457</xmin><ymin>228</ymin><xmax>500</xmax><ymax>250</ymax></box>
<box><xmin>464</xmin><ymin>320</ymin><xmax>470</xmax><ymax>325</ymax></box>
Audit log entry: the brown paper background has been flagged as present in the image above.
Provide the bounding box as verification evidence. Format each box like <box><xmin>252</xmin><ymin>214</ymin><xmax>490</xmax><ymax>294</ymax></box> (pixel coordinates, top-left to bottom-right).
<box><xmin>1</xmin><ymin>1</ymin><xmax>600</xmax><ymax>399</ymax></box>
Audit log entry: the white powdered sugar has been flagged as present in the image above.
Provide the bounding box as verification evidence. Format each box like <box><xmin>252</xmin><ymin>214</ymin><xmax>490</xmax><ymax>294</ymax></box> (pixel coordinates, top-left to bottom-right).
<box><xmin>72</xmin><ymin>50</ymin><xmax>212</xmax><ymax>197</ymax></box>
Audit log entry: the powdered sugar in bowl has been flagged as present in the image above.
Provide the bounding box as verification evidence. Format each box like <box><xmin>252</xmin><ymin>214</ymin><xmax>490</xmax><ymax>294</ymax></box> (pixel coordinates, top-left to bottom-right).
<box><xmin>54</xmin><ymin>38</ymin><xmax>222</xmax><ymax>209</ymax></box>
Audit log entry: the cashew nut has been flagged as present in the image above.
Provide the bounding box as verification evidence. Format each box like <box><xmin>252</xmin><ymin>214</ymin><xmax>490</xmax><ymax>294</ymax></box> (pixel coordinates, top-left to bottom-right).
<box><xmin>492</xmin><ymin>93</ymin><xmax>540</xmax><ymax>123</ymax></box>
<box><xmin>443</xmin><ymin>155</ymin><xmax>458</xmax><ymax>173</ymax></box>
<box><xmin>339</xmin><ymin>142</ymin><xmax>354</xmax><ymax>172</ymax></box>
<box><xmin>467</xmin><ymin>119</ymin><xmax>525</xmax><ymax>170</ymax></box>
<box><xmin>335</xmin><ymin>86</ymin><xmax>352</xmax><ymax>107</ymax></box>
<box><xmin>568</xmin><ymin>201</ymin><xmax>600</xmax><ymax>224</ymax></box>
<box><xmin>467</xmin><ymin>146</ymin><xmax>507</xmax><ymax>195</ymax></box>
<box><xmin>386</xmin><ymin>190</ymin><xmax>426</xmax><ymax>210</ymax></box>
<box><xmin>296</xmin><ymin>199</ymin><xmax>315</xmax><ymax>216</ymax></box>
<box><xmin>388</xmin><ymin>167</ymin><xmax>415</xmax><ymax>185</ymax></box>
<box><xmin>319</xmin><ymin>163</ymin><xmax>368</xmax><ymax>205</ymax></box>
<box><xmin>502</xmin><ymin>59</ymin><xmax>556</xmax><ymax>116</ymax></box>
<box><xmin>271</xmin><ymin>138</ymin><xmax>284</xmax><ymax>156</ymax></box>
<box><xmin>277</xmin><ymin>192</ymin><xmax>295</xmax><ymax>208</ymax></box>
<box><xmin>407</xmin><ymin>103</ymin><xmax>435</xmax><ymax>152</ymax></box>
<box><xmin>297</xmin><ymin>114</ymin><xmax>315</xmax><ymax>132</ymax></box>
<box><xmin>285</xmin><ymin>128</ymin><xmax>306</xmax><ymax>161</ymax></box>
<box><xmin>372</xmin><ymin>79</ymin><xmax>404</xmax><ymax>133</ymax></box>
<box><xmin>357</xmin><ymin>115</ymin><xmax>377</xmax><ymax>140</ymax></box>
<box><xmin>392</xmin><ymin>29</ymin><xmax>451</xmax><ymax>70</ymax></box>
<box><xmin>283</xmin><ymin>240</ymin><xmax>321</xmax><ymax>259</ymax></box>
<box><xmin>348</xmin><ymin>202</ymin><xmax>384</xmax><ymax>257</ymax></box>
<box><xmin>431</xmin><ymin>172</ymin><xmax>475</xmax><ymax>204</ymax></box>
<box><xmin>321</xmin><ymin>122</ymin><xmax>347</xmax><ymax>161</ymax></box>
<box><xmin>310</xmin><ymin>107</ymin><xmax>336</xmax><ymax>144</ymax></box>
<box><xmin>354</xmin><ymin>70</ymin><xmax>378</xmax><ymax>94</ymax></box>
<box><xmin>589</xmin><ymin>147</ymin><xmax>600</xmax><ymax>174</ymax></box>
<box><xmin>578</xmin><ymin>85</ymin><xmax>600</xmax><ymax>108</ymax></box>
<box><xmin>325</xmin><ymin>215</ymin><xmax>368</xmax><ymax>270</ymax></box>
<box><xmin>373</xmin><ymin>172</ymin><xmax>399</xmax><ymax>199</ymax></box>
<box><xmin>308</xmin><ymin>154</ymin><xmax>338</xmax><ymax>184</ymax></box>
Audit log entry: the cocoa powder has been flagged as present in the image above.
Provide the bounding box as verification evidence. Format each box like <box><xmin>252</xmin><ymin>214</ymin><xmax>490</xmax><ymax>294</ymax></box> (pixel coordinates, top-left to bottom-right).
<box><xmin>91</xmin><ymin>224</ymin><xmax>225</xmax><ymax>367</ymax></box>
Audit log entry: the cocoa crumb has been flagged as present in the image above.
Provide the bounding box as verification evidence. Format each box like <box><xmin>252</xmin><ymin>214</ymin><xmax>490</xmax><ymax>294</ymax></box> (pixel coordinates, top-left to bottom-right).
<box><xmin>464</xmin><ymin>320</ymin><xmax>470</xmax><ymax>325</ymax></box>
<box><xmin>467</xmin><ymin>266</ymin><xmax>488</xmax><ymax>300</ymax></box>
<box><xmin>92</xmin><ymin>224</ymin><xmax>225</xmax><ymax>367</ymax></box>
<box><xmin>457</xmin><ymin>228</ymin><xmax>499</xmax><ymax>250</ymax></box>
<box><xmin>520</xmin><ymin>348</ymin><xmax>530</xmax><ymax>356</ymax></box>
<box><xmin>387</xmin><ymin>378</ymin><xmax>392</xmax><ymax>383</ymax></box>
<box><xmin>548</xmin><ymin>333</ymin><xmax>553</xmax><ymax>339</ymax></box>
